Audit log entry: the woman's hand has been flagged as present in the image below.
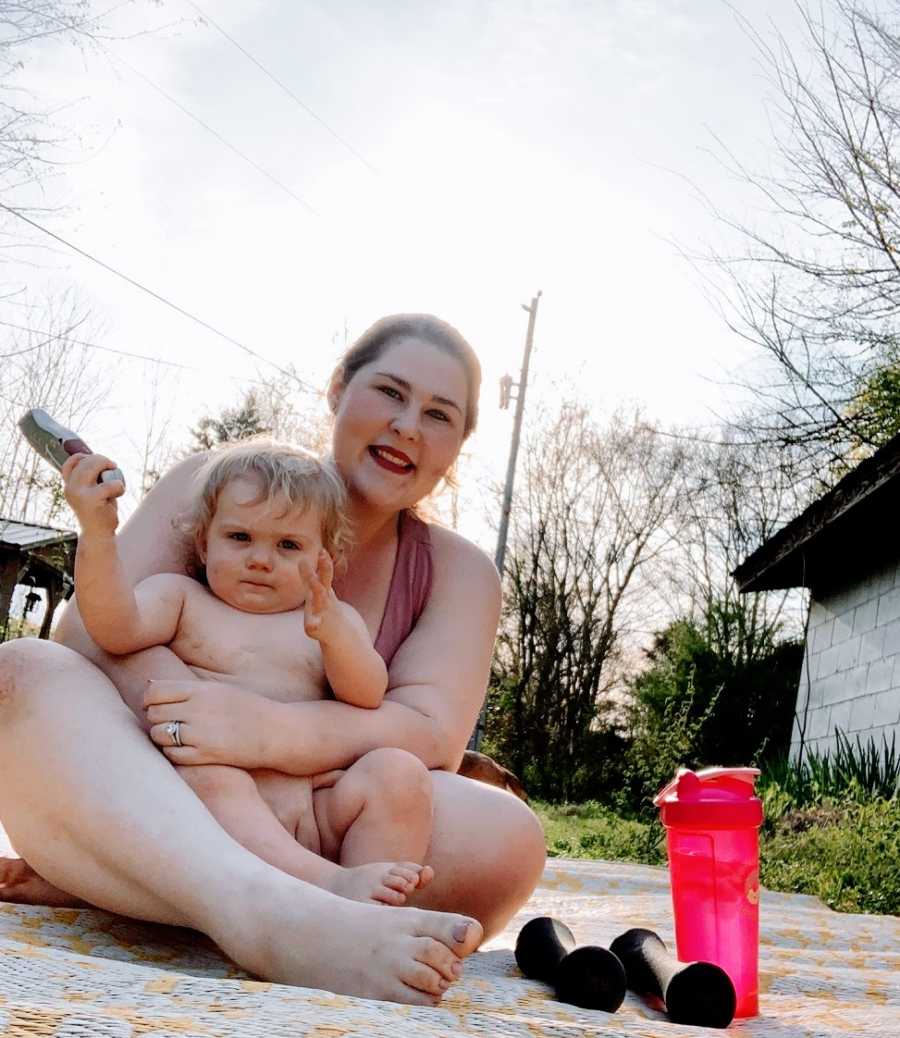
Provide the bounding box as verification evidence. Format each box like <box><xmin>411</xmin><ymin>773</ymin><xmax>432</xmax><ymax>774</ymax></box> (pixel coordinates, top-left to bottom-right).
<box><xmin>144</xmin><ymin>679</ymin><xmax>279</xmax><ymax>767</ymax></box>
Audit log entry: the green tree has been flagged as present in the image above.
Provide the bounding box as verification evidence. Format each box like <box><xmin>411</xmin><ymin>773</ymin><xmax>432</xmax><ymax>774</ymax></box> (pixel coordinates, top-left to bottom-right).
<box><xmin>845</xmin><ymin>358</ymin><xmax>900</xmax><ymax>454</ymax></box>
<box><xmin>188</xmin><ymin>391</ymin><xmax>270</xmax><ymax>453</ymax></box>
<box><xmin>184</xmin><ymin>367</ymin><xmax>329</xmax><ymax>462</ymax></box>
<box><xmin>627</xmin><ymin>604</ymin><xmax>803</xmax><ymax>792</ymax></box>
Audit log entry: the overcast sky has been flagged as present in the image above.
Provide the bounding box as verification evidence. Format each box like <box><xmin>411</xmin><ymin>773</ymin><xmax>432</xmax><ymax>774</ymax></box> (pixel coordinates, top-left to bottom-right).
<box><xmin>6</xmin><ymin>0</ymin><xmax>826</xmax><ymax>542</ymax></box>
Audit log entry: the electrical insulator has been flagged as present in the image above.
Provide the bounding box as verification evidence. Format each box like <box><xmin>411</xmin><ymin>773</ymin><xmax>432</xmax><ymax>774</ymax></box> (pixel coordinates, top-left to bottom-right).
<box><xmin>499</xmin><ymin>373</ymin><xmax>514</xmax><ymax>409</ymax></box>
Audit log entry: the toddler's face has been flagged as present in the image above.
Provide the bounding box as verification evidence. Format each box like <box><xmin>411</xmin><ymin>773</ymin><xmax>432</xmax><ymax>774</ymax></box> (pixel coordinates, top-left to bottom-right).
<box><xmin>200</xmin><ymin>476</ymin><xmax>325</xmax><ymax>614</ymax></box>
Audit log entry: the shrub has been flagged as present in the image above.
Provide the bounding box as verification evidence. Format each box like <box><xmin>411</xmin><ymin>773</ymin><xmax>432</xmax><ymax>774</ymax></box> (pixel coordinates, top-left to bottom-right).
<box><xmin>627</xmin><ymin>615</ymin><xmax>802</xmax><ymax>777</ymax></box>
<box><xmin>761</xmin><ymin>799</ymin><xmax>900</xmax><ymax>915</ymax></box>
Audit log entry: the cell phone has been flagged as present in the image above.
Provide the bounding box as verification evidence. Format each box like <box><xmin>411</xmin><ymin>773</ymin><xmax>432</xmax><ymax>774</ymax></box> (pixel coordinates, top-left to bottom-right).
<box><xmin>18</xmin><ymin>408</ymin><xmax>126</xmax><ymax>488</ymax></box>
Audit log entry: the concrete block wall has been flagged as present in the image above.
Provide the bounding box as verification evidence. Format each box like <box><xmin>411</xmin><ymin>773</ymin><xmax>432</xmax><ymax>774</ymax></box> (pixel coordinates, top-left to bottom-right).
<box><xmin>791</xmin><ymin>547</ymin><xmax>900</xmax><ymax>760</ymax></box>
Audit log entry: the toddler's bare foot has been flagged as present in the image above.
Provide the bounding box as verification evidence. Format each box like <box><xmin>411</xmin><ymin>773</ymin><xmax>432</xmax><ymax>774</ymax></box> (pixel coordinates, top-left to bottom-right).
<box><xmin>217</xmin><ymin>876</ymin><xmax>482</xmax><ymax>1005</ymax></box>
<box><xmin>327</xmin><ymin>861</ymin><xmax>434</xmax><ymax>905</ymax></box>
<box><xmin>0</xmin><ymin>857</ymin><xmax>87</xmax><ymax>907</ymax></box>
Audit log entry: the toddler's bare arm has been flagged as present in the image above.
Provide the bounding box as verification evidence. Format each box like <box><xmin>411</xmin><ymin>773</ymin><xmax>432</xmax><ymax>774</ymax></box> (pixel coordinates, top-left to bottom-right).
<box><xmin>318</xmin><ymin>601</ymin><xmax>388</xmax><ymax>708</ymax></box>
<box><xmin>63</xmin><ymin>452</ymin><xmax>187</xmax><ymax>655</ymax></box>
<box><xmin>304</xmin><ymin>551</ymin><xmax>387</xmax><ymax>708</ymax></box>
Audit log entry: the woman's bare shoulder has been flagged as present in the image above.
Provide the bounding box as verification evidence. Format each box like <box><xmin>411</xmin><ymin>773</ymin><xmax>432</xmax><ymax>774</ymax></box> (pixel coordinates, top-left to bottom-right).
<box><xmin>426</xmin><ymin>523</ymin><xmax>500</xmax><ymax>599</ymax></box>
<box><xmin>117</xmin><ymin>453</ymin><xmax>208</xmax><ymax>584</ymax></box>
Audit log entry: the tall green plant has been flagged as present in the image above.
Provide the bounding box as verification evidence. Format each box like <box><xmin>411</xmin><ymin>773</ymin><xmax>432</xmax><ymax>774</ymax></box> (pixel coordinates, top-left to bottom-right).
<box><xmin>761</xmin><ymin>730</ymin><xmax>900</xmax><ymax>813</ymax></box>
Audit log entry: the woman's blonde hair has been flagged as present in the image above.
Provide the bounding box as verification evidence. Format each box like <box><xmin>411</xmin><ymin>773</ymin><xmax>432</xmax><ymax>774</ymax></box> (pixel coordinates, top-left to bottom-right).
<box><xmin>180</xmin><ymin>440</ymin><xmax>350</xmax><ymax>569</ymax></box>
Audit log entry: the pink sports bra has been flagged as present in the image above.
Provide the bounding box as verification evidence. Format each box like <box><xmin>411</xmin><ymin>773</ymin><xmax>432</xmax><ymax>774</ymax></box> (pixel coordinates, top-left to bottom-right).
<box><xmin>373</xmin><ymin>510</ymin><xmax>434</xmax><ymax>667</ymax></box>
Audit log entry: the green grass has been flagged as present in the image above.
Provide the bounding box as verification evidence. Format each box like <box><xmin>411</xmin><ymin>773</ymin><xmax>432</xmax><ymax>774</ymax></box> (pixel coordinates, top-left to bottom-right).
<box><xmin>532</xmin><ymin>797</ymin><xmax>900</xmax><ymax>916</ymax></box>
<box><xmin>535</xmin><ymin>800</ymin><xmax>666</xmax><ymax>866</ymax></box>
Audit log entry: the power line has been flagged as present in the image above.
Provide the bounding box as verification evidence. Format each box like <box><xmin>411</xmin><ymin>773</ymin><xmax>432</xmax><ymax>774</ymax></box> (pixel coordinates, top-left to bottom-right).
<box><xmin>108</xmin><ymin>50</ymin><xmax>318</xmax><ymax>216</ymax></box>
<box><xmin>0</xmin><ymin>319</ymin><xmax>275</xmax><ymax>386</ymax></box>
<box><xmin>0</xmin><ymin>203</ymin><xmax>321</xmax><ymax>396</ymax></box>
<box><xmin>187</xmin><ymin>1</ymin><xmax>378</xmax><ymax>175</ymax></box>
<box><xmin>651</xmin><ymin>427</ymin><xmax>761</xmax><ymax>447</ymax></box>
<box><xmin>0</xmin><ymin>331</ymin><xmax>63</xmax><ymax>359</ymax></box>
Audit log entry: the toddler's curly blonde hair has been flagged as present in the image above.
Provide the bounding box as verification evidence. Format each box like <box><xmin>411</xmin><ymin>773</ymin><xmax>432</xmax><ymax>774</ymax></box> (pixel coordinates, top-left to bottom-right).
<box><xmin>180</xmin><ymin>440</ymin><xmax>350</xmax><ymax>572</ymax></box>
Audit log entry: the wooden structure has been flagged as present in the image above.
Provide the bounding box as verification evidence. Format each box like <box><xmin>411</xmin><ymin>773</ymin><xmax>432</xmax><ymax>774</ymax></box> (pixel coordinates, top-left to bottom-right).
<box><xmin>0</xmin><ymin>518</ymin><xmax>76</xmax><ymax>641</ymax></box>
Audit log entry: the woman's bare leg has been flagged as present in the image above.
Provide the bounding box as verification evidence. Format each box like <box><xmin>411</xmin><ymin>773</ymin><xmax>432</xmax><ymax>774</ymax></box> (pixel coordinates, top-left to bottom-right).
<box><xmin>0</xmin><ymin>856</ymin><xmax>86</xmax><ymax>906</ymax></box>
<box><xmin>411</xmin><ymin>770</ymin><xmax>547</xmax><ymax>940</ymax></box>
<box><xmin>0</xmin><ymin>639</ymin><xmax>481</xmax><ymax>1004</ymax></box>
<box><xmin>257</xmin><ymin>760</ymin><xmax>546</xmax><ymax>940</ymax></box>
<box><xmin>6</xmin><ymin>765</ymin><xmax>547</xmax><ymax>940</ymax></box>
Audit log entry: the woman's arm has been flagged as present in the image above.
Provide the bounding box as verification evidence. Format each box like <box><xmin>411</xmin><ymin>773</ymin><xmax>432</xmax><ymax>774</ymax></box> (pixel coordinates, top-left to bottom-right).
<box><xmin>141</xmin><ymin>526</ymin><xmax>500</xmax><ymax>774</ymax></box>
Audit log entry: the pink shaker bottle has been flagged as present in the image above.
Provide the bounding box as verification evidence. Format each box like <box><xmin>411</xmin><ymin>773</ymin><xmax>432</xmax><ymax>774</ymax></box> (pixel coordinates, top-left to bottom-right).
<box><xmin>653</xmin><ymin>767</ymin><xmax>763</xmax><ymax>1018</ymax></box>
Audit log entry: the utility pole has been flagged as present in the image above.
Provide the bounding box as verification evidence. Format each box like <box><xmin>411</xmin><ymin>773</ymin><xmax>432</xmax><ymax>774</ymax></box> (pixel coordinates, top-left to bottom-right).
<box><xmin>494</xmin><ymin>291</ymin><xmax>541</xmax><ymax>577</ymax></box>
<box><xmin>470</xmin><ymin>290</ymin><xmax>541</xmax><ymax>752</ymax></box>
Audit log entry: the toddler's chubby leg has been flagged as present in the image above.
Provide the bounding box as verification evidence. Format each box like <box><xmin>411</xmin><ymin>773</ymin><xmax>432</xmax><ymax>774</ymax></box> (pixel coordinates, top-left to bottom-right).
<box><xmin>176</xmin><ymin>764</ymin><xmax>326</xmax><ymax>866</ymax></box>
<box><xmin>177</xmin><ymin>760</ymin><xmax>432</xmax><ymax>906</ymax></box>
<box><xmin>313</xmin><ymin>748</ymin><xmax>436</xmax><ymax>906</ymax></box>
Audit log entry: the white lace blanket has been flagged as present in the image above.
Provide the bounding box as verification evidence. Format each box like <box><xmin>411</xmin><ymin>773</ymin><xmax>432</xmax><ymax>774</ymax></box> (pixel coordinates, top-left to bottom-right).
<box><xmin>1</xmin><ymin>856</ymin><xmax>898</xmax><ymax>1036</ymax></box>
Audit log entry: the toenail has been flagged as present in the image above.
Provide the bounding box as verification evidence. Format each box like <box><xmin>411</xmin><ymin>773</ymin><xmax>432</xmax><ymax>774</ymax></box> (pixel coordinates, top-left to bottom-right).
<box><xmin>451</xmin><ymin>961</ymin><xmax>462</xmax><ymax>977</ymax></box>
<box><xmin>452</xmin><ymin>922</ymin><xmax>469</xmax><ymax>943</ymax></box>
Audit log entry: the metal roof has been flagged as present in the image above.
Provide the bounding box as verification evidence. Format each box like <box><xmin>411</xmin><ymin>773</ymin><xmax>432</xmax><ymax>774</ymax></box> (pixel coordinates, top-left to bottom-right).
<box><xmin>733</xmin><ymin>429</ymin><xmax>900</xmax><ymax>592</ymax></box>
<box><xmin>0</xmin><ymin>517</ymin><xmax>77</xmax><ymax>551</ymax></box>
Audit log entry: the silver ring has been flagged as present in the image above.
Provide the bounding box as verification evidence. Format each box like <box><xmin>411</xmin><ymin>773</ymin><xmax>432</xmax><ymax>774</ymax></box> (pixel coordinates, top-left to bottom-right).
<box><xmin>165</xmin><ymin>720</ymin><xmax>183</xmax><ymax>748</ymax></box>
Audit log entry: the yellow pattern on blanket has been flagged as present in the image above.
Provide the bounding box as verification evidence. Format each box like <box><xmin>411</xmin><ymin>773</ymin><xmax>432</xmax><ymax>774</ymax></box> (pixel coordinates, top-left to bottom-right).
<box><xmin>1</xmin><ymin>858</ymin><xmax>899</xmax><ymax>1037</ymax></box>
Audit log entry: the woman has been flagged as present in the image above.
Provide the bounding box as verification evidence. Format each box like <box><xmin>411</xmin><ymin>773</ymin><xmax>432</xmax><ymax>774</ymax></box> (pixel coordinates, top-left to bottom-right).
<box><xmin>0</xmin><ymin>314</ymin><xmax>546</xmax><ymax>1005</ymax></box>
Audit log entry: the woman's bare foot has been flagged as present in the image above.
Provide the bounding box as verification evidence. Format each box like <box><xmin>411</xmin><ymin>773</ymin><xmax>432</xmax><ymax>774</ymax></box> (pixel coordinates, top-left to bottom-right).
<box><xmin>326</xmin><ymin>861</ymin><xmax>434</xmax><ymax>905</ymax></box>
<box><xmin>215</xmin><ymin>874</ymin><xmax>482</xmax><ymax>1005</ymax></box>
<box><xmin>0</xmin><ymin>857</ymin><xmax>87</xmax><ymax>908</ymax></box>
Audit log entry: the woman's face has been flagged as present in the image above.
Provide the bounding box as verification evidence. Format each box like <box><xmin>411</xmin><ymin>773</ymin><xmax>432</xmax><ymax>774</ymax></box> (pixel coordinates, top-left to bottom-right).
<box><xmin>330</xmin><ymin>337</ymin><xmax>469</xmax><ymax>514</ymax></box>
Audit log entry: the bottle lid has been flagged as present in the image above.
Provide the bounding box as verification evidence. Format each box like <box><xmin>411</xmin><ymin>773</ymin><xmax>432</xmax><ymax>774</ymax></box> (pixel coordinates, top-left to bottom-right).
<box><xmin>654</xmin><ymin>767</ymin><xmax>763</xmax><ymax>829</ymax></box>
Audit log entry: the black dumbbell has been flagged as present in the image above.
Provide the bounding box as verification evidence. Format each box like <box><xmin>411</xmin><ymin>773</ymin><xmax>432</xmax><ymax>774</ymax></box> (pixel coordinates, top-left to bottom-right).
<box><xmin>515</xmin><ymin>916</ymin><xmax>626</xmax><ymax>1012</ymax></box>
<box><xmin>609</xmin><ymin>928</ymin><xmax>736</xmax><ymax>1029</ymax></box>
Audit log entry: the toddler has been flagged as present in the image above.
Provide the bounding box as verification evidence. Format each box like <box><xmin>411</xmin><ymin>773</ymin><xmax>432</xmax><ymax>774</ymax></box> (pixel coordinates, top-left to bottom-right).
<box><xmin>63</xmin><ymin>441</ymin><xmax>434</xmax><ymax>905</ymax></box>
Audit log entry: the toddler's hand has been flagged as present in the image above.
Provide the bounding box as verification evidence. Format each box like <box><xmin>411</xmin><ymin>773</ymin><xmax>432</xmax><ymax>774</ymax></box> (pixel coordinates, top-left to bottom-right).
<box><xmin>304</xmin><ymin>550</ymin><xmax>339</xmax><ymax>642</ymax></box>
<box><xmin>62</xmin><ymin>453</ymin><xmax>125</xmax><ymax>538</ymax></box>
